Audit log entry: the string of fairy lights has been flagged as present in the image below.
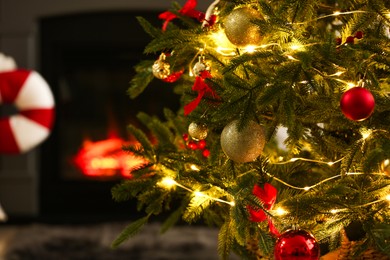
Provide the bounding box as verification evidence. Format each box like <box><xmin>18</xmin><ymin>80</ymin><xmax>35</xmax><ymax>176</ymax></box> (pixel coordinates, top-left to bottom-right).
<box><xmin>159</xmin><ymin>159</ymin><xmax>389</xmax><ymax>213</ymax></box>
<box><xmin>155</xmin><ymin>3</ymin><xmax>390</xmax><ymax>218</ymax></box>
<box><xmin>156</xmin><ymin>119</ymin><xmax>389</xmax><ymax>214</ymax></box>
<box><xmin>191</xmin><ymin>7</ymin><xmax>390</xmax><ymax>96</ymax></box>
<box><xmin>157</xmin><ymin>161</ymin><xmax>390</xmax><ymax>217</ymax></box>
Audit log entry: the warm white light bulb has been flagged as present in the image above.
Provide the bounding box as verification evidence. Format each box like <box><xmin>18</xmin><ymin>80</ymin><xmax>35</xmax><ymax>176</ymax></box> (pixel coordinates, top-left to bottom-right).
<box><xmin>360</xmin><ymin>128</ymin><xmax>373</xmax><ymax>140</ymax></box>
<box><xmin>194</xmin><ymin>191</ymin><xmax>204</xmax><ymax>197</ymax></box>
<box><xmin>290</xmin><ymin>44</ymin><xmax>303</xmax><ymax>51</ymax></box>
<box><xmin>274</xmin><ymin>207</ymin><xmax>288</xmax><ymax>216</ymax></box>
<box><xmin>190</xmin><ymin>164</ymin><xmax>201</xmax><ymax>171</ymax></box>
<box><xmin>158</xmin><ymin>177</ymin><xmax>177</xmax><ymax>189</ymax></box>
<box><xmin>332</xmin><ymin>71</ymin><xmax>344</xmax><ymax>76</ymax></box>
<box><xmin>346</xmin><ymin>82</ymin><xmax>356</xmax><ymax>89</ymax></box>
<box><xmin>243</xmin><ymin>45</ymin><xmax>256</xmax><ymax>53</ymax></box>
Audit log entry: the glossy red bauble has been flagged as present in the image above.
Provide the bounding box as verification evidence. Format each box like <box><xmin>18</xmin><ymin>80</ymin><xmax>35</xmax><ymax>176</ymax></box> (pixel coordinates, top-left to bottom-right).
<box><xmin>274</xmin><ymin>229</ymin><xmax>320</xmax><ymax>260</ymax></box>
<box><xmin>202</xmin><ymin>149</ymin><xmax>210</xmax><ymax>158</ymax></box>
<box><xmin>187</xmin><ymin>141</ymin><xmax>198</xmax><ymax>150</ymax></box>
<box><xmin>340</xmin><ymin>87</ymin><xmax>375</xmax><ymax>121</ymax></box>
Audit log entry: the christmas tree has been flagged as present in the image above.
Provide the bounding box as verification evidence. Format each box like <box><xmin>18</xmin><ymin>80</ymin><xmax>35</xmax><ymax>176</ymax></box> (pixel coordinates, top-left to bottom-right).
<box><xmin>111</xmin><ymin>0</ymin><xmax>390</xmax><ymax>258</ymax></box>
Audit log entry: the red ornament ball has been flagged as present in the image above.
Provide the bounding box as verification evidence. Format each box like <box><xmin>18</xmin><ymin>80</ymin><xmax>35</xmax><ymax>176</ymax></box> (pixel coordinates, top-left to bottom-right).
<box><xmin>354</xmin><ymin>31</ymin><xmax>364</xmax><ymax>39</ymax></box>
<box><xmin>202</xmin><ymin>149</ymin><xmax>210</xmax><ymax>158</ymax></box>
<box><xmin>345</xmin><ymin>36</ymin><xmax>355</xmax><ymax>44</ymax></box>
<box><xmin>274</xmin><ymin>229</ymin><xmax>320</xmax><ymax>260</ymax></box>
<box><xmin>198</xmin><ymin>140</ymin><xmax>207</xmax><ymax>150</ymax></box>
<box><xmin>187</xmin><ymin>141</ymin><xmax>198</xmax><ymax>150</ymax></box>
<box><xmin>340</xmin><ymin>87</ymin><xmax>375</xmax><ymax>121</ymax></box>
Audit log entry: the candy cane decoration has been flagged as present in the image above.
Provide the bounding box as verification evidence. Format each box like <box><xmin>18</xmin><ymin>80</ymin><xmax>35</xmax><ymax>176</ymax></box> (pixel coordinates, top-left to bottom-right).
<box><xmin>0</xmin><ymin>69</ymin><xmax>55</xmax><ymax>154</ymax></box>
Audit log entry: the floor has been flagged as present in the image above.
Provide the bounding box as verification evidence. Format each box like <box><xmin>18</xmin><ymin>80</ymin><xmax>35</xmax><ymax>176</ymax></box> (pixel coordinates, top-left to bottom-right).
<box><xmin>0</xmin><ymin>221</ymin><xmax>239</xmax><ymax>260</ymax></box>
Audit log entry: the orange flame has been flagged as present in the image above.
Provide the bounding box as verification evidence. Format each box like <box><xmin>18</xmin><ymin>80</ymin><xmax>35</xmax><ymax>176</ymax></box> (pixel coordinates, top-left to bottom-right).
<box><xmin>73</xmin><ymin>136</ymin><xmax>148</xmax><ymax>179</ymax></box>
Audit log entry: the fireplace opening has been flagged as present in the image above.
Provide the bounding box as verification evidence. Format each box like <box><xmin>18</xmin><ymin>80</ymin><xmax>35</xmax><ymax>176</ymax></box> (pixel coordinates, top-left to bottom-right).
<box><xmin>39</xmin><ymin>11</ymin><xmax>180</xmax><ymax>222</ymax></box>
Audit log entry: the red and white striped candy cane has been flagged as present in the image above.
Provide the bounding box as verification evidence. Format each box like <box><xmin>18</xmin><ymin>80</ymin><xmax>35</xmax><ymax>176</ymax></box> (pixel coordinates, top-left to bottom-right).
<box><xmin>0</xmin><ymin>69</ymin><xmax>55</xmax><ymax>154</ymax></box>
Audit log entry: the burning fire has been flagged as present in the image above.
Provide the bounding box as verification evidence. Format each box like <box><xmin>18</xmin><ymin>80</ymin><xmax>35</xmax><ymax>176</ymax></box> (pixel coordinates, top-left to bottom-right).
<box><xmin>73</xmin><ymin>134</ymin><xmax>148</xmax><ymax>179</ymax></box>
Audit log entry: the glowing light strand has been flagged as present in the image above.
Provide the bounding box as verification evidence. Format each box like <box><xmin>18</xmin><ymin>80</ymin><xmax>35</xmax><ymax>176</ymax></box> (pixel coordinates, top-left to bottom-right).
<box><xmin>267</xmin><ymin>172</ymin><xmax>387</xmax><ymax>191</ymax></box>
<box><xmin>293</xmin><ymin>10</ymin><xmax>369</xmax><ymax>25</ymax></box>
<box><xmin>159</xmin><ymin>176</ymin><xmax>235</xmax><ymax>206</ymax></box>
<box><xmin>272</xmin><ymin>157</ymin><xmax>344</xmax><ymax>166</ymax></box>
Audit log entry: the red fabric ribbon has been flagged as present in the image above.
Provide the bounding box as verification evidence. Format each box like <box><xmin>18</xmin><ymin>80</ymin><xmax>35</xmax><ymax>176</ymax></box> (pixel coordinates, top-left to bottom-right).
<box><xmin>184</xmin><ymin>70</ymin><xmax>217</xmax><ymax>116</ymax></box>
<box><xmin>159</xmin><ymin>0</ymin><xmax>205</xmax><ymax>31</ymax></box>
<box><xmin>247</xmin><ymin>183</ymin><xmax>280</xmax><ymax>237</ymax></box>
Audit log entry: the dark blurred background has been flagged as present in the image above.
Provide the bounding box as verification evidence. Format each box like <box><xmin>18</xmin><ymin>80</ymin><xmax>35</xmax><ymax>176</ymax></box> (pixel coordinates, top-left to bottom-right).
<box><xmin>0</xmin><ymin>0</ymin><xmax>210</xmax><ymax>223</ymax></box>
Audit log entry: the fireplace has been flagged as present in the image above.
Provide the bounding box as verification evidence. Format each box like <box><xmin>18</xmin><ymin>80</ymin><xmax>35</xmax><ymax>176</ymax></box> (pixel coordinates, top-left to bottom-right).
<box><xmin>38</xmin><ymin>11</ymin><xmax>180</xmax><ymax>221</ymax></box>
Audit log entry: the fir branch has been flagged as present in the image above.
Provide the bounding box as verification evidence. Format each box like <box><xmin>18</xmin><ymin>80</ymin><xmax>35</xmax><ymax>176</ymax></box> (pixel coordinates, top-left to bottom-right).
<box><xmin>122</xmin><ymin>144</ymin><xmax>144</xmax><ymax>156</ymax></box>
<box><xmin>160</xmin><ymin>201</ymin><xmax>188</xmax><ymax>234</ymax></box>
<box><xmin>363</xmin><ymin>148</ymin><xmax>386</xmax><ymax>173</ymax></box>
<box><xmin>111</xmin><ymin>178</ymin><xmax>156</xmax><ymax>202</ymax></box>
<box><xmin>128</xmin><ymin>60</ymin><xmax>155</xmax><ymax>99</ymax></box>
<box><xmin>144</xmin><ymin>28</ymin><xmax>203</xmax><ymax>54</ymax></box>
<box><xmin>137</xmin><ymin>112</ymin><xmax>177</xmax><ymax>152</ymax></box>
<box><xmin>111</xmin><ymin>214</ymin><xmax>151</xmax><ymax>249</ymax></box>
<box><xmin>136</xmin><ymin>16</ymin><xmax>163</xmax><ymax>39</ymax></box>
<box><xmin>328</xmin><ymin>232</ymin><xmax>342</xmax><ymax>253</ymax></box>
<box><xmin>224</xmin><ymin>73</ymin><xmax>253</xmax><ymax>90</ymax></box>
<box><xmin>127</xmin><ymin>124</ymin><xmax>156</xmax><ymax>161</ymax></box>
<box><xmin>367</xmin><ymin>0</ymin><xmax>390</xmax><ymax>24</ymax></box>
<box><xmin>218</xmin><ymin>220</ymin><xmax>234</xmax><ymax>260</ymax></box>
<box><xmin>209</xmin><ymin>93</ymin><xmax>251</xmax><ymax>125</ymax></box>
<box><xmin>129</xmin><ymin>164</ymin><xmax>155</xmax><ymax>179</ymax></box>
<box><xmin>341</xmin><ymin>139</ymin><xmax>364</xmax><ymax>174</ymax></box>
<box><xmin>369</xmin><ymin>223</ymin><xmax>390</xmax><ymax>255</ymax></box>
<box><xmin>342</xmin><ymin>13</ymin><xmax>376</xmax><ymax>38</ymax></box>
<box><xmin>140</xmin><ymin>189</ymin><xmax>171</xmax><ymax>215</ymax></box>
<box><xmin>163</xmin><ymin>108</ymin><xmax>187</xmax><ymax>136</ymax></box>
<box><xmin>315</xmin><ymin>216</ymin><xmax>353</xmax><ymax>242</ymax></box>
<box><xmin>256</xmin><ymin>82</ymin><xmax>287</xmax><ymax>107</ymax></box>
<box><xmin>256</xmin><ymin>228</ymin><xmax>275</xmax><ymax>256</ymax></box>
<box><xmin>182</xmin><ymin>186</ymin><xmax>227</xmax><ymax>222</ymax></box>
<box><xmin>231</xmin><ymin>205</ymin><xmax>248</xmax><ymax>246</ymax></box>
<box><xmin>223</xmin><ymin>50</ymin><xmax>277</xmax><ymax>74</ymax></box>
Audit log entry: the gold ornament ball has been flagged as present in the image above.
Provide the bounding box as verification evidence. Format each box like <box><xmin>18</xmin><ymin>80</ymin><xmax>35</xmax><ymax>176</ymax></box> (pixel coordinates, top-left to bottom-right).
<box><xmin>152</xmin><ymin>59</ymin><xmax>170</xmax><ymax>79</ymax></box>
<box><xmin>220</xmin><ymin>120</ymin><xmax>266</xmax><ymax>163</ymax></box>
<box><xmin>224</xmin><ymin>7</ymin><xmax>263</xmax><ymax>47</ymax></box>
<box><xmin>188</xmin><ymin>122</ymin><xmax>208</xmax><ymax>141</ymax></box>
<box><xmin>382</xmin><ymin>159</ymin><xmax>390</xmax><ymax>176</ymax></box>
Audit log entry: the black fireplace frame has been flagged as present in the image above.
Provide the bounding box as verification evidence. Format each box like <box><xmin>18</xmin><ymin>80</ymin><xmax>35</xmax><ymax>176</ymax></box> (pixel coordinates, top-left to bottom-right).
<box><xmin>39</xmin><ymin>11</ymin><xmax>179</xmax><ymax>222</ymax></box>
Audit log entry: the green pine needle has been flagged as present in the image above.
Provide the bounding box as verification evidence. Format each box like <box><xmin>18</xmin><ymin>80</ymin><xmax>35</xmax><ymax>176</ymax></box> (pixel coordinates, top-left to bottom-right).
<box><xmin>111</xmin><ymin>214</ymin><xmax>151</xmax><ymax>249</ymax></box>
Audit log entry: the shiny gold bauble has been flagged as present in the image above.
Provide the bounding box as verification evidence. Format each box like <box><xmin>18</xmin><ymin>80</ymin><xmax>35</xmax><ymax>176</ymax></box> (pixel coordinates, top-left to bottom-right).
<box><xmin>152</xmin><ymin>59</ymin><xmax>170</xmax><ymax>79</ymax></box>
<box><xmin>224</xmin><ymin>7</ymin><xmax>263</xmax><ymax>47</ymax></box>
<box><xmin>220</xmin><ymin>120</ymin><xmax>266</xmax><ymax>163</ymax></box>
<box><xmin>381</xmin><ymin>159</ymin><xmax>390</xmax><ymax>176</ymax></box>
<box><xmin>188</xmin><ymin>122</ymin><xmax>208</xmax><ymax>141</ymax></box>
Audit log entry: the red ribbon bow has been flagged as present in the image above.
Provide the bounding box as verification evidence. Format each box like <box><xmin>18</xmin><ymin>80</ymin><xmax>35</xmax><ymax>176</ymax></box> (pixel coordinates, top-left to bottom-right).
<box><xmin>247</xmin><ymin>183</ymin><xmax>280</xmax><ymax>237</ymax></box>
<box><xmin>158</xmin><ymin>0</ymin><xmax>205</xmax><ymax>31</ymax></box>
<box><xmin>184</xmin><ymin>70</ymin><xmax>218</xmax><ymax>116</ymax></box>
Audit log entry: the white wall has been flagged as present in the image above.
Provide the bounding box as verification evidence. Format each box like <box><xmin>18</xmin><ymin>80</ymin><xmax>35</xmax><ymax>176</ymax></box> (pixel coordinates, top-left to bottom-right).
<box><xmin>0</xmin><ymin>0</ymin><xmax>211</xmax><ymax>217</ymax></box>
